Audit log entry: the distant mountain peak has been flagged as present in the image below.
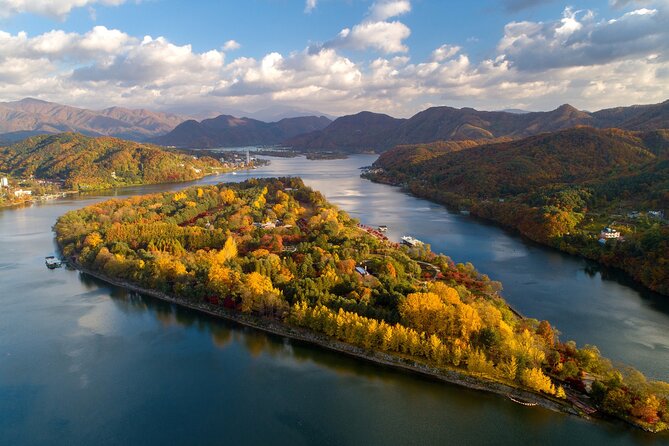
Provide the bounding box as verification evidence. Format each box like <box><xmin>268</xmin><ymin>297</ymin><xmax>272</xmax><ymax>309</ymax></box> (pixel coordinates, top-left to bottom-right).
<box><xmin>153</xmin><ymin>113</ymin><xmax>332</xmax><ymax>148</ymax></box>
<box><xmin>15</xmin><ymin>97</ymin><xmax>50</xmax><ymax>104</ymax></box>
<box><xmin>0</xmin><ymin>98</ymin><xmax>189</xmax><ymax>141</ymax></box>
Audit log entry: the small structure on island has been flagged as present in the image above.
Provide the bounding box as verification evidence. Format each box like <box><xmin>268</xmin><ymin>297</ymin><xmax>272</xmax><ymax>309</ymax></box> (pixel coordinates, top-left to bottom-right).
<box><xmin>599</xmin><ymin>227</ymin><xmax>621</xmax><ymax>245</ymax></box>
<box><xmin>600</xmin><ymin>227</ymin><xmax>621</xmax><ymax>239</ymax></box>
<box><xmin>355</xmin><ymin>266</ymin><xmax>369</xmax><ymax>276</ymax></box>
<box><xmin>14</xmin><ymin>189</ymin><xmax>32</xmax><ymax>197</ymax></box>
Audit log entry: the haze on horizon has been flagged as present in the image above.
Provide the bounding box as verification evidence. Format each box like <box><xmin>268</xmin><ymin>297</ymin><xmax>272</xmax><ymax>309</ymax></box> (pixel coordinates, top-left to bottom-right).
<box><xmin>0</xmin><ymin>0</ymin><xmax>667</xmax><ymax>118</ymax></box>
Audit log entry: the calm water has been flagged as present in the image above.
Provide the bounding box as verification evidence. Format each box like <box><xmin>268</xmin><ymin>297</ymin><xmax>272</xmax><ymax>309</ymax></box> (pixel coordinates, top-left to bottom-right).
<box><xmin>1</xmin><ymin>155</ymin><xmax>668</xmax><ymax>445</ymax></box>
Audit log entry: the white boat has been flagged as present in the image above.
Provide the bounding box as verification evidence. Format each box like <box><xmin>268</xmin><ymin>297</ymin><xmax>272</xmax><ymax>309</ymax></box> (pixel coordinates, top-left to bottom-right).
<box><xmin>45</xmin><ymin>256</ymin><xmax>62</xmax><ymax>269</ymax></box>
<box><xmin>378</xmin><ymin>225</ymin><xmax>388</xmax><ymax>232</ymax></box>
<box><xmin>401</xmin><ymin>236</ymin><xmax>423</xmax><ymax>247</ymax></box>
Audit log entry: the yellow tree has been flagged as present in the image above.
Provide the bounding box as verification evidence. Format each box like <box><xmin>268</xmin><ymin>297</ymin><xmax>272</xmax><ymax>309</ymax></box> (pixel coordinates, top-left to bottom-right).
<box><xmin>215</xmin><ymin>237</ymin><xmax>237</xmax><ymax>264</ymax></box>
<box><xmin>521</xmin><ymin>367</ymin><xmax>556</xmax><ymax>395</ymax></box>
<box><xmin>241</xmin><ymin>272</ymin><xmax>280</xmax><ymax>313</ymax></box>
<box><xmin>219</xmin><ymin>189</ymin><xmax>236</xmax><ymax>205</ymax></box>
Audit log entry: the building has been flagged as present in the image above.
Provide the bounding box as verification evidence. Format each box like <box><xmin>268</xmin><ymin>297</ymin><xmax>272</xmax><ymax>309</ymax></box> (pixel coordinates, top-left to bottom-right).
<box><xmin>355</xmin><ymin>266</ymin><xmax>369</xmax><ymax>276</ymax></box>
<box><xmin>600</xmin><ymin>227</ymin><xmax>621</xmax><ymax>239</ymax></box>
<box><xmin>648</xmin><ymin>210</ymin><xmax>665</xmax><ymax>219</ymax></box>
<box><xmin>14</xmin><ymin>189</ymin><xmax>32</xmax><ymax>197</ymax></box>
<box><xmin>0</xmin><ymin>177</ymin><xmax>8</xmax><ymax>188</ymax></box>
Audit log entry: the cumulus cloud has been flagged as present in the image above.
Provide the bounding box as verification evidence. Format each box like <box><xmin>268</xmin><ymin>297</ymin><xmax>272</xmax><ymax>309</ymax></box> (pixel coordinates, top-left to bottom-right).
<box><xmin>321</xmin><ymin>0</ymin><xmax>412</xmax><ymax>54</ymax></box>
<box><xmin>369</xmin><ymin>0</ymin><xmax>411</xmax><ymax>20</ymax></box>
<box><xmin>0</xmin><ymin>0</ymin><xmax>127</xmax><ymax>19</ymax></box>
<box><xmin>223</xmin><ymin>40</ymin><xmax>240</xmax><ymax>51</ymax></box>
<box><xmin>0</xmin><ymin>2</ymin><xmax>668</xmax><ymax>117</ymax></box>
<box><xmin>498</xmin><ymin>6</ymin><xmax>669</xmax><ymax>71</ymax></box>
<box><xmin>334</xmin><ymin>20</ymin><xmax>411</xmax><ymax>53</ymax></box>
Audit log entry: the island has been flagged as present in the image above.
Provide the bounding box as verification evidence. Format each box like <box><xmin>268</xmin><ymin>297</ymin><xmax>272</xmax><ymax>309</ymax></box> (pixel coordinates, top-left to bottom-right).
<box><xmin>364</xmin><ymin>127</ymin><xmax>669</xmax><ymax>296</ymax></box>
<box><xmin>54</xmin><ymin>177</ymin><xmax>669</xmax><ymax>433</ymax></box>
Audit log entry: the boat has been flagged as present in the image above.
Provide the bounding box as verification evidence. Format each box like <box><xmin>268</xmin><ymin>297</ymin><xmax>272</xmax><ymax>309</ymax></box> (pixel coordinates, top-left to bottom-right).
<box><xmin>378</xmin><ymin>225</ymin><xmax>388</xmax><ymax>232</ymax></box>
<box><xmin>232</xmin><ymin>171</ymin><xmax>238</xmax><ymax>175</ymax></box>
<box><xmin>45</xmin><ymin>256</ymin><xmax>62</xmax><ymax>269</ymax></box>
<box><xmin>508</xmin><ymin>395</ymin><xmax>538</xmax><ymax>407</ymax></box>
<box><xmin>401</xmin><ymin>236</ymin><xmax>424</xmax><ymax>247</ymax></box>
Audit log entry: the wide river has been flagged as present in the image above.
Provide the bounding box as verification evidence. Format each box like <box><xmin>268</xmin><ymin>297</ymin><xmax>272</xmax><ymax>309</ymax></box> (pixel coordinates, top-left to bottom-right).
<box><xmin>1</xmin><ymin>155</ymin><xmax>668</xmax><ymax>445</ymax></box>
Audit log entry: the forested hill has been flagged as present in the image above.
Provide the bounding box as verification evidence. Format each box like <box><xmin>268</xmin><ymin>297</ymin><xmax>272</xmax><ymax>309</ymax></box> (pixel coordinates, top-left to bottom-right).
<box><xmin>368</xmin><ymin>127</ymin><xmax>669</xmax><ymax>295</ymax></box>
<box><xmin>283</xmin><ymin>111</ymin><xmax>405</xmax><ymax>152</ymax></box>
<box><xmin>374</xmin><ymin>127</ymin><xmax>666</xmax><ymax>198</ymax></box>
<box><xmin>286</xmin><ymin>99</ymin><xmax>669</xmax><ymax>153</ymax></box>
<box><xmin>0</xmin><ymin>133</ymin><xmax>225</xmax><ymax>191</ymax></box>
<box><xmin>152</xmin><ymin>114</ymin><xmax>332</xmax><ymax>148</ymax></box>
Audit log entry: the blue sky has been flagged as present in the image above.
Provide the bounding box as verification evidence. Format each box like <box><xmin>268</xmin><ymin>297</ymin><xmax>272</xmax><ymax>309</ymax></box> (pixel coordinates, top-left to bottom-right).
<box><xmin>0</xmin><ymin>0</ymin><xmax>667</xmax><ymax>117</ymax></box>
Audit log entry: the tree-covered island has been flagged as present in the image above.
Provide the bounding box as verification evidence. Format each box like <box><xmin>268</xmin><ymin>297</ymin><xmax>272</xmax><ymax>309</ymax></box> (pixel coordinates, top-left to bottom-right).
<box><xmin>54</xmin><ymin>177</ymin><xmax>669</xmax><ymax>433</ymax></box>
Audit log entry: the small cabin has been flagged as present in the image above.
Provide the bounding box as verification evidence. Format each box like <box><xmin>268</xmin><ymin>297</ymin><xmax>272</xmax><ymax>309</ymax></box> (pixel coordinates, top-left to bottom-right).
<box><xmin>355</xmin><ymin>266</ymin><xmax>369</xmax><ymax>276</ymax></box>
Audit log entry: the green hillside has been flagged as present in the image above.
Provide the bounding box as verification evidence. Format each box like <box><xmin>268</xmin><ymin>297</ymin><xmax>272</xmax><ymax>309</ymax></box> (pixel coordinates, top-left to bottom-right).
<box><xmin>0</xmin><ymin>133</ymin><xmax>226</xmax><ymax>191</ymax></box>
<box><xmin>369</xmin><ymin>127</ymin><xmax>669</xmax><ymax>295</ymax></box>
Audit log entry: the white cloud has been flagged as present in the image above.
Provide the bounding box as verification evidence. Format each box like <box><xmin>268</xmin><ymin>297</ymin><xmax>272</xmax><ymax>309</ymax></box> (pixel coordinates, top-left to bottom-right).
<box><xmin>432</xmin><ymin>44</ymin><xmax>461</xmax><ymax>62</ymax></box>
<box><xmin>0</xmin><ymin>0</ymin><xmax>127</xmax><ymax>19</ymax></box>
<box><xmin>498</xmin><ymin>5</ymin><xmax>669</xmax><ymax>71</ymax></box>
<box><xmin>223</xmin><ymin>40</ymin><xmax>240</xmax><ymax>51</ymax></box>
<box><xmin>305</xmin><ymin>0</ymin><xmax>317</xmax><ymax>13</ymax></box>
<box><xmin>322</xmin><ymin>0</ymin><xmax>413</xmax><ymax>54</ymax></box>
<box><xmin>369</xmin><ymin>0</ymin><xmax>411</xmax><ymax>21</ymax></box>
<box><xmin>0</xmin><ymin>2</ymin><xmax>668</xmax><ymax>118</ymax></box>
<box><xmin>337</xmin><ymin>20</ymin><xmax>411</xmax><ymax>53</ymax></box>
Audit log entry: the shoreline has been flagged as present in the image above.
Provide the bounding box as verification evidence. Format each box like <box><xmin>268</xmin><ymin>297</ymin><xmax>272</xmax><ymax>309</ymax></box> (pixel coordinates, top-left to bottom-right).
<box><xmin>69</xmin><ymin>262</ymin><xmax>592</xmax><ymax>421</ymax></box>
<box><xmin>0</xmin><ymin>170</ymin><xmax>234</xmax><ymax>210</ymax></box>
<box><xmin>366</xmin><ymin>175</ymin><xmax>668</xmax><ymax>298</ymax></box>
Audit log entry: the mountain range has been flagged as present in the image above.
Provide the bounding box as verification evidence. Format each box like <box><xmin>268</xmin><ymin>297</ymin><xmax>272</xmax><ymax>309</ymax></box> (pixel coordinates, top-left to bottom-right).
<box><xmin>152</xmin><ymin>114</ymin><xmax>332</xmax><ymax>148</ymax></box>
<box><xmin>286</xmin><ymin>100</ymin><xmax>669</xmax><ymax>153</ymax></box>
<box><xmin>1</xmin><ymin>98</ymin><xmax>668</xmax><ymax>151</ymax></box>
<box><xmin>0</xmin><ymin>98</ymin><xmax>188</xmax><ymax>141</ymax></box>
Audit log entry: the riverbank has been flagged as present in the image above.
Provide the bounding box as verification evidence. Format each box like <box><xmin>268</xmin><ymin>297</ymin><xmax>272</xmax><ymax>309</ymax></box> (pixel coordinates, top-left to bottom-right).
<box><xmin>67</xmin><ymin>261</ymin><xmax>603</xmax><ymax>424</ymax></box>
<box><xmin>0</xmin><ymin>170</ymin><xmax>233</xmax><ymax>210</ymax></box>
<box><xmin>0</xmin><ymin>190</ymin><xmax>79</xmax><ymax>209</ymax></box>
<box><xmin>365</xmin><ymin>174</ymin><xmax>668</xmax><ymax>298</ymax></box>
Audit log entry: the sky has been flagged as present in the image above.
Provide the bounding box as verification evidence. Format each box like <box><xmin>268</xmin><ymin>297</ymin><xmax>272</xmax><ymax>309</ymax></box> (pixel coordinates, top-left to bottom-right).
<box><xmin>0</xmin><ymin>0</ymin><xmax>668</xmax><ymax>117</ymax></box>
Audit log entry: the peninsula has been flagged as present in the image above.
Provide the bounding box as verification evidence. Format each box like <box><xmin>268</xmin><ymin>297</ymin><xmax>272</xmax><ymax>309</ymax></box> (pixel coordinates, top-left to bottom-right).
<box><xmin>54</xmin><ymin>178</ymin><xmax>669</xmax><ymax>433</ymax></box>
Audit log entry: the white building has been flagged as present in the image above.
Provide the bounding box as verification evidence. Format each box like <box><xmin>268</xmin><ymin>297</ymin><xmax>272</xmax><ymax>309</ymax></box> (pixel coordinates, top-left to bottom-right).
<box><xmin>0</xmin><ymin>177</ymin><xmax>8</xmax><ymax>187</ymax></box>
<box><xmin>600</xmin><ymin>227</ymin><xmax>621</xmax><ymax>239</ymax></box>
<box><xmin>14</xmin><ymin>189</ymin><xmax>32</xmax><ymax>197</ymax></box>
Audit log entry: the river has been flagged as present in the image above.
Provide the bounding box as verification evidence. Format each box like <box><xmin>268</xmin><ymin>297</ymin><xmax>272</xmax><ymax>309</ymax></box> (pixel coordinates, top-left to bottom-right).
<box><xmin>1</xmin><ymin>155</ymin><xmax>667</xmax><ymax>445</ymax></box>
